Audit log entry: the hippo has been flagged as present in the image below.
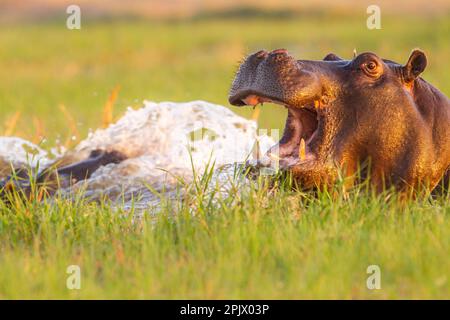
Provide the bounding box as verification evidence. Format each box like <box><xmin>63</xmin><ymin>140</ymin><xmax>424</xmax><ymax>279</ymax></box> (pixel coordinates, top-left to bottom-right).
<box><xmin>229</xmin><ymin>49</ymin><xmax>450</xmax><ymax>193</ymax></box>
<box><xmin>0</xmin><ymin>150</ymin><xmax>125</xmax><ymax>203</ymax></box>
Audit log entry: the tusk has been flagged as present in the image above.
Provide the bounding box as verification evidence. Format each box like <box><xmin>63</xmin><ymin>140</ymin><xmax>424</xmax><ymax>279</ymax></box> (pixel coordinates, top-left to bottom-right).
<box><xmin>314</xmin><ymin>100</ymin><xmax>320</xmax><ymax>109</ymax></box>
<box><xmin>299</xmin><ymin>138</ymin><xmax>306</xmax><ymax>160</ymax></box>
<box><xmin>353</xmin><ymin>48</ymin><xmax>357</xmax><ymax>58</ymax></box>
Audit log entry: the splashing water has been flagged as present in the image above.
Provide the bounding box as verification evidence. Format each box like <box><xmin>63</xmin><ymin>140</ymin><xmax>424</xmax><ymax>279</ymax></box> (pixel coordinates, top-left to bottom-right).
<box><xmin>0</xmin><ymin>101</ymin><xmax>275</xmax><ymax>212</ymax></box>
<box><xmin>0</xmin><ymin>137</ymin><xmax>57</xmax><ymax>177</ymax></box>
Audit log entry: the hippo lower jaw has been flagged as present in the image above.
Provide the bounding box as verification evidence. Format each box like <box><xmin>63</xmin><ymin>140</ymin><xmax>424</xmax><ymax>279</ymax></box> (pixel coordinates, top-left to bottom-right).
<box><xmin>235</xmin><ymin>92</ymin><xmax>338</xmax><ymax>189</ymax></box>
<box><xmin>270</xmin><ymin>106</ymin><xmax>321</xmax><ymax>169</ymax></box>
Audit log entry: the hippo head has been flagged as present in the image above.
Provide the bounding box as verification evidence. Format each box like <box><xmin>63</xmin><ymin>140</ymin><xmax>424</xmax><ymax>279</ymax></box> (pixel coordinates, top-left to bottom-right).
<box><xmin>229</xmin><ymin>49</ymin><xmax>450</xmax><ymax>191</ymax></box>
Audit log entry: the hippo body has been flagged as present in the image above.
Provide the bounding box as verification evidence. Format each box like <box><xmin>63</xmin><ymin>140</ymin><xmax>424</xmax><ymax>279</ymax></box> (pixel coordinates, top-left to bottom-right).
<box><xmin>0</xmin><ymin>149</ymin><xmax>126</xmax><ymax>203</ymax></box>
<box><xmin>229</xmin><ymin>49</ymin><xmax>450</xmax><ymax>192</ymax></box>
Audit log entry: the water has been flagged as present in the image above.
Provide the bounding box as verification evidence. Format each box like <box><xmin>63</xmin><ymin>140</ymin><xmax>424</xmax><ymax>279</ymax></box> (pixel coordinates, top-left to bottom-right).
<box><xmin>0</xmin><ymin>101</ymin><xmax>275</xmax><ymax>212</ymax></box>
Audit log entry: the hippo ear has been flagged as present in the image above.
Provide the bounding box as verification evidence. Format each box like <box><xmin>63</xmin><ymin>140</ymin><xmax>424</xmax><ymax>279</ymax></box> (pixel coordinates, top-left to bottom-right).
<box><xmin>323</xmin><ymin>53</ymin><xmax>342</xmax><ymax>61</ymax></box>
<box><xmin>403</xmin><ymin>50</ymin><xmax>427</xmax><ymax>82</ymax></box>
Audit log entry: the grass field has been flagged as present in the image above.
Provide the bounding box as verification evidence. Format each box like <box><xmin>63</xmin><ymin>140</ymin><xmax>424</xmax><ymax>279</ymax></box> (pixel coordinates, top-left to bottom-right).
<box><xmin>0</xmin><ymin>11</ymin><xmax>449</xmax><ymax>299</ymax></box>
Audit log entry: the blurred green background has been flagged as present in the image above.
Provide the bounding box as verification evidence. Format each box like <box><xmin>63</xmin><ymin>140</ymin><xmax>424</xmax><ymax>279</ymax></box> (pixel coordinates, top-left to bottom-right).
<box><xmin>0</xmin><ymin>0</ymin><xmax>448</xmax><ymax>149</ymax></box>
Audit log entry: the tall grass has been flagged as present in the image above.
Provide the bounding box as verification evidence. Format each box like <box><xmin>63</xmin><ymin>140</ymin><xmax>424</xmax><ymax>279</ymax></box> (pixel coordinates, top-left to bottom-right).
<box><xmin>0</xmin><ymin>163</ymin><xmax>448</xmax><ymax>299</ymax></box>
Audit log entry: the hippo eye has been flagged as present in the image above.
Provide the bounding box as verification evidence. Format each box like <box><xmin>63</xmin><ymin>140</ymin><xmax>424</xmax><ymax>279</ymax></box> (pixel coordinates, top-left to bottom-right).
<box><xmin>361</xmin><ymin>60</ymin><xmax>380</xmax><ymax>76</ymax></box>
<box><xmin>367</xmin><ymin>62</ymin><xmax>377</xmax><ymax>70</ymax></box>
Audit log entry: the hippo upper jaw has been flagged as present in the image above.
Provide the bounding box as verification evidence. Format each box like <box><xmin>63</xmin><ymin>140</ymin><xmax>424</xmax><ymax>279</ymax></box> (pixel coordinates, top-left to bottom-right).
<box><xmin>228</xmin><ymin>89</ymin><xmax>287</xmax><ymax>108</ymax></box>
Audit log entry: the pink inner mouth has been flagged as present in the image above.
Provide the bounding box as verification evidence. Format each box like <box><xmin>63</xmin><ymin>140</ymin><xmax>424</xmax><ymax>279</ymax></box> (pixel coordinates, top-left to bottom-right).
<box><xmin>240</xmin><ymin>94</ymin><xmax>320</xmax><ymax>167</ymax></box>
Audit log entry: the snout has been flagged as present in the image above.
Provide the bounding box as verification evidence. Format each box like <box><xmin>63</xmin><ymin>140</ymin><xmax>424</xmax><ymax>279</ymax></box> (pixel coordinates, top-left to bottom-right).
<box><xmin>228</xmin><ymin>49</ymin><xmax>295</xmax><ymax>106</ymax></box>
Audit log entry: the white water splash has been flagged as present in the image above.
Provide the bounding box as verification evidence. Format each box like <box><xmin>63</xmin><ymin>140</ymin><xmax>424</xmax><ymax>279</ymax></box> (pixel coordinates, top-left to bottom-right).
<box><xmin>0</xmin><ymin>137</ymin><xmax>53</xmax><ymax>169</ymax></box>
<box><xmin>0</xmin><ymin>101</ymin><xmax>275</xmax><ymax>211</ymax></box>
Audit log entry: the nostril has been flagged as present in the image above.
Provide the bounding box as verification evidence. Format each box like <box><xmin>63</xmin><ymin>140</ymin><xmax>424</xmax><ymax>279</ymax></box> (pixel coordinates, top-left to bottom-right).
<box><xmin>271</xmin><ymin>48</ymin><xmax>288</xmax><ymax>55</ymax></box>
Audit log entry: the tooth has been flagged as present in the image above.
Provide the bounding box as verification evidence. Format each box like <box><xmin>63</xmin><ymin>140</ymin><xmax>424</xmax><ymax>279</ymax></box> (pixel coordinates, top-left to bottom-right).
<box><xmin>299</xmin><ymin>138</ymin><xmax>306</xmax><ymax>160</ymax></box>
<box><xmin>268</xmin><ymin>153</ymin><xmax>280</xmax><ymax>160</ymax></box>
<box><xmin>314</xmin><ymin>100</ymin><xmax>320</xmax><ymax>109</ymax></box>
<box><xmin>251</xmin><ymin>105</ymin><xmax>261</xmax><ymax>121</ymax></box>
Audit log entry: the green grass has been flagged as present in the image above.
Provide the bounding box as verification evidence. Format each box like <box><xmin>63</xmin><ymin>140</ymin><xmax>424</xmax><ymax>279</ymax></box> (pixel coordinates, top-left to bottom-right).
<box><xmin>0</xmin><ymin>170</ymin><xmax>449</xmax><ymax>299</ymax></box>
<box><xmin>0</xmin><ymin>13</ymin><xmax>449</xmax><ymax>299</ymax></box>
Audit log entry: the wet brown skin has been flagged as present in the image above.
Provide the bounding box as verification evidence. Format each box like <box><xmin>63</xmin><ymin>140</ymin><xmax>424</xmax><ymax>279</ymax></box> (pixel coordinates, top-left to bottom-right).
<box><xmin>229</xmin><ymin>49</ymin><xmax>450</xmax><ymax>192</ymax></box>
<box><xmin>0</xmin><ymin>150</ymin><xmax>126</xmax><ymax>203</ymax></box>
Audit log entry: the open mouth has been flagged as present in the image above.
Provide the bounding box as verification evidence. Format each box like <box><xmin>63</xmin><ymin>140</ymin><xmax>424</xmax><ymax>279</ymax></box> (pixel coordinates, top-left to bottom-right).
<box><xmin>233</xmin><ymin>92</ymin><xmax>321</xmax><ymax>168</ymax></box>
